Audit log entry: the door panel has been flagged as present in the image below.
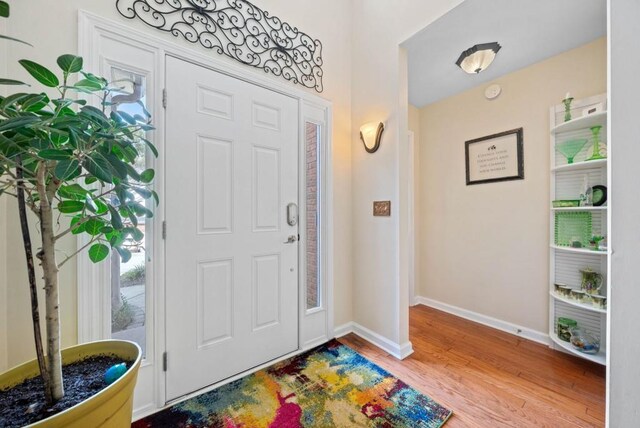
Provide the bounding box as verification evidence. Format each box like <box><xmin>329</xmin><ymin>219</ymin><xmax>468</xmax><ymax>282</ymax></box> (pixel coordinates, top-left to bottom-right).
<box><xmin>165</xmin><ymin>56</ymin><xmax>299</xmax><ymax>401</ymax></box>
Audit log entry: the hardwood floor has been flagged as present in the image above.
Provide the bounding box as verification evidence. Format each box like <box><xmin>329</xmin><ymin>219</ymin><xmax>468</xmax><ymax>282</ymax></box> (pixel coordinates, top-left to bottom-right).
<box><xmin>338</xmin><ymin>305</ymin><xmax>605</xmax><ymax>427</ymax></box>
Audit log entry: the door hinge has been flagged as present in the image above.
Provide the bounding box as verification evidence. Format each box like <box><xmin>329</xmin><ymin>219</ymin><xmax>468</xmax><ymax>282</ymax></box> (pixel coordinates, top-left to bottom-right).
<box><xmin>162</xmin><ymin>88</ymin><xmax>167</xmax><ymax>109</ymax></box>
<box><xmin>162</xmin><ymin>221</ymin><xmax>167</xmax><ymax>239</ymax></box>
<box><xmin>162</xmin><ymin>352</ymin><xmax>168</xmax><ymax>372</ymax></box>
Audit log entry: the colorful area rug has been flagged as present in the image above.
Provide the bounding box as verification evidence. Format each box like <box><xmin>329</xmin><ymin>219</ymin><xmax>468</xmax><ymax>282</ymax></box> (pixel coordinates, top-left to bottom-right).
<box><xmin>133</xmin><ymin>340</ymin><xmax>451</xmax><ymax>427</ymax></box>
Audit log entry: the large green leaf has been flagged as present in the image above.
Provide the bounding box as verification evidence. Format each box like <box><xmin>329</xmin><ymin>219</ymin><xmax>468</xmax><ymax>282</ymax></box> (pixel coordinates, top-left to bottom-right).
<box><xmin>83</xmin><ymin>154</ymin><xmax>113</xmax><ymax>183</ymax></box>
<box><xmin>0</xmin><ymin>116</ymin><xmax>40</xmax><ymax>132</ymax></box>
<box><xmin>105</xmin><ymin>154</ymin><xmax>128</xmax><ymax>179</ymax></box>
<box><xmin>1</xmin><ymin>92</ymin><xmax>29</xmax><ymax>109</ymax></box>
<box><xmin>132</xmin><ymin>186</ymin><xmax>152</xmax><ymax>199</ymax></box>
<box><xmin>73</xmin><ymin>79</ymin><xmax>103</xmax><ymax>91</ymax></box>
<box><xmin>142</xmin><ymin>138</ymin><xmax>158</xmax><ymax>157</ymax></box>
<box><xmin>21</xmin><ymin>93</ymin><xmax>49</xmax><ymax>112</ymax></box>
<box><xmin>38</xmin><ymin>149</ymin><xmax>72</xmax><ymax>160</ymax></box>
<box><xmin>79</xmin><ymin>105</ymin><xmax>110</xmax><ymax>128</ymax></box>
<box><xmin>108</xmin><ymin>205</ymin><xmax>123</xmax><ymax>230</ymax></box>
<box><xmin>0</xmin><ymin>1</ymin><xmax>9</xmax><ymax>17</ymax></box>
<box><xmin>130</xmin><ymin>227</ymin><xmax>144</xmax><ymax>242</ymax></box>
<box><xmin>84</xmin><ymin>218</ymin><xmax>104</xmax><ymax>236</ymax></box>
<box><xmin>139</xmin><ymin>169</ymin><xmax>155</xmax><ymax>183</ymax></box>
<box><xmin>58</xmin><ymin>184</ymin><xmax>89</xmax><ymax>200</ymax></box>
<box><xmin>18</xmin><ymin>60</ymin><xmax>60</xmax><ymax>87</ymax></box>
<box><xmin>0</xmin><ymin>78</ymin><xmax>27</xmax><ymax>86</ymax></box>
<box><xmin>84</xmin><ymin>194</ymin><xmax>98</xmax><ymax>213</ymax></box>
<box><xmin>115</xmin><ymin>247</ymin><xmax>132</xmax><ymax>263</ymax></box>
<box><xmin>0</xmin><ymin>34</ymin><xmax>32</xmax><ymax>46</ymax></box>
<box><xmin>56</xmin><ymin>55</ymin><xmax>83</xmax><ymax>74</ymax></box>
<box><xmin>58</xmin><ymin>200</ymin><xmax>85</xmax><ymax>213</ymax></box>
<box><xmin>88</xmin><ymin>243</ymin><xmax>109</xmax><ymax>263</ymax></box>
<box><xmin>54</xmin><ymin>159</ymin><xmax>81</xmax><ymax>180</ymax></box>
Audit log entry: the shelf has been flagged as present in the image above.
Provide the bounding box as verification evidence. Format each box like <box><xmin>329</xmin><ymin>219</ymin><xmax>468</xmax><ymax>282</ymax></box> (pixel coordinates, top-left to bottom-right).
<box><xmin>552</xmin><ymin>159</ymin><xmax>607</xmax><ymax>172</ymax></box>
<box><xmin>551</xmin><ymin>206</ymin><xmax>607</xmax><ymax>212</ymax></box>
<box><xmin>550</xmin><ymin>334</ymin><xmax>606</xmax><ymax>365</ymax></box>
<box><xmin>551</xmin><ymin>111</ymin><xmax>607</xmax><ymax>135</ymax></box>
<box><xmin>550</xmin><ymin>291</ymin><xmax>606</xmax><ymax>314</ymax></box>
<box><xmin>551</xmin><ymin>245</ymin><xmax>607</xmax><ymax>255</ymax></box>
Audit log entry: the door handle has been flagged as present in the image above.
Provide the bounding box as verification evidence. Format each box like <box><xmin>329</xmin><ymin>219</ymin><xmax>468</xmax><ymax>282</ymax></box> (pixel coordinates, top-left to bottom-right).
<box><xmin>283</xmin><ymin>235</ymin><xmax>297</xmax><ymax>244</ymax></box>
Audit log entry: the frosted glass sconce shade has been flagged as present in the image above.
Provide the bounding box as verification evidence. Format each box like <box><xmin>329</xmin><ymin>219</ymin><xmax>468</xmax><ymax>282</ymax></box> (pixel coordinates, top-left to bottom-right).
<box><xmin>360</xmin><ymin>122</ymin><xmax>384</xmax><ymax>153</ymax></box>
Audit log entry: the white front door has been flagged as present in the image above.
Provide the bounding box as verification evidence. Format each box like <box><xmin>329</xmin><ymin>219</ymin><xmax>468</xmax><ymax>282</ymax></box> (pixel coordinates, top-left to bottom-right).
<box><xmin>165</xmin><ymin>56</ymin><xmax>299</xmax><ymax>401</ymax></box>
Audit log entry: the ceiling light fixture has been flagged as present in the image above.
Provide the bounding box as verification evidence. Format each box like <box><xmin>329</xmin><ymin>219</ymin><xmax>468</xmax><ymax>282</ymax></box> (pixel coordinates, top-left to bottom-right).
<box><xmin>456</xmin><ymin>42</ymin><xmax>501</xmax><ymax>74</ymax></box>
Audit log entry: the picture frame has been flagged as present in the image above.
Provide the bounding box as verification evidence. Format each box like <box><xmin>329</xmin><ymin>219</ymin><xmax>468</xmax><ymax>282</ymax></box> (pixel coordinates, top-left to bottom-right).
<box><xmin>465</xmin><ymin>128</ymin><xmax>524</xmax><ymax>185</ymax></box>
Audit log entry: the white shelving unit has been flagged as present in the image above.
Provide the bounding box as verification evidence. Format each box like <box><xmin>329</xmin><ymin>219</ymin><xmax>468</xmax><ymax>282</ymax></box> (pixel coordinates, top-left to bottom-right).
<box><xmin>549</xmin><ymin>94</ymin><xmax>608</xmax><ymax>365</ymax></box>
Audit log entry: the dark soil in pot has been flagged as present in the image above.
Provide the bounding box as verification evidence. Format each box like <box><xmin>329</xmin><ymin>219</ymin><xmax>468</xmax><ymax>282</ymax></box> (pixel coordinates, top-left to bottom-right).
<box><xmin>0</xmin><ymin>355</ymin><xmax>133</xmax><ymax>427</ymax></box>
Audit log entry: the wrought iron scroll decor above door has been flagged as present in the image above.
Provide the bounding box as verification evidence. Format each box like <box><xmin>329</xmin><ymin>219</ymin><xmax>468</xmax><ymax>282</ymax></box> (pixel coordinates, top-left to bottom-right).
<box><xmin>115</xmin><ymin>0</ymin><xmax>324</xmax><ymax>92</ymax></box>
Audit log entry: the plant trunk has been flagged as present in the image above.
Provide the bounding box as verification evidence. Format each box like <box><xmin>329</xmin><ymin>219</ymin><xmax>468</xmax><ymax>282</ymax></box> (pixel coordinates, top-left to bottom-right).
<box><xmin>15</xmin><ymin>158</ymin><xmax>52</xmax><ymax>405</ymax></box>
<box><xmin>36</xmin><ymin>161</ymin><xmax>64</xmax><ymax>402</ymax></box>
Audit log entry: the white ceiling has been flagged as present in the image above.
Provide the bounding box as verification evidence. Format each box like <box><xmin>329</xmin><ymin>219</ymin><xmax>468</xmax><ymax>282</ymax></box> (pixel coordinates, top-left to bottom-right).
<box><xmin>403</xmin><ymin>0</ymin><xmax>606</xmax><ymax>107</ymax></box>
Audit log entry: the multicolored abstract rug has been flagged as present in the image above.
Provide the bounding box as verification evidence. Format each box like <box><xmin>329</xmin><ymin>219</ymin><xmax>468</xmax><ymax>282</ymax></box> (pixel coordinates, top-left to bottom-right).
<box><xmin>133</xmin><ymin>340</ymin><xmax>451</xmax><ymax>427</ymax></box>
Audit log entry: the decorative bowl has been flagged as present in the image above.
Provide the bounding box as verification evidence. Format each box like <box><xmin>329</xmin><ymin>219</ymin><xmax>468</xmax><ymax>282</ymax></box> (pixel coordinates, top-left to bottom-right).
<box><xmin>569</xmin><ymin>328</ymin><xmax>600</xmax><ymax>354</ymax></box>
<box><xmin>556</xmin><ymin>139</ymin><xmax>588</xmax><ymax>164</ymax></box>
<box><xmin>552</xmin><ymin>200</ymin><xmax>581</xmax><ymax>208</ymax></box>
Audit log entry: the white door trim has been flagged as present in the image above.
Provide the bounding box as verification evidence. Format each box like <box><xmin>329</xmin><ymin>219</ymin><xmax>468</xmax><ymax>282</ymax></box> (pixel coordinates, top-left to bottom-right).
<box><xmin>77</xmin><ymin>9</ymin><xmax>334</xmax><ymax>420</ymax></box>
<box><xmin>407</xmin><ymin>131</ymin><xmax>416</xmax><ymax>307</ymax></box>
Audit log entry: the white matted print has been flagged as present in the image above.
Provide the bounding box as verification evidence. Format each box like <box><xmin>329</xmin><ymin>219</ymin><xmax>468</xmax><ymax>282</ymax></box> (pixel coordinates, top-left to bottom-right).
<box><xmin>465</xmin><ymin>128</ymin><xmax>524</xmax><ymax>185</ymax></box>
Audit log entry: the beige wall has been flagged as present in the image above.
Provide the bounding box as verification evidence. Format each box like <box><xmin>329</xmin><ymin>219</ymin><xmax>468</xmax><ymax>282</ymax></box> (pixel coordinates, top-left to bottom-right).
<box><xmin>416</xmin><ymin>38</ymin><xmax>606</xmax><ymax>333</ymax></box>
<box><xmin>350</xmin><ymin>0</ymin><xmax>463</xmax><ymax>346</ymax></box>
<box><xmin>1</xmin><ymin>0</ymin><xmax>353</xmax><ymax>366</ymax></box>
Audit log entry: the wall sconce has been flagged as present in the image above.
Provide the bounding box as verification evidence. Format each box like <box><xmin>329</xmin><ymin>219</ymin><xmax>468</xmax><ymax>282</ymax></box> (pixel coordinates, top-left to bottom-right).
<box><xmin>456</xmin><ymin>42</ymin><xmax>501</xmax><ymax>74</ymax></box>
<box><xmin>360</xmin><ymin>122</ymin><xmax>384</xmax><ymax>153</ymax></box>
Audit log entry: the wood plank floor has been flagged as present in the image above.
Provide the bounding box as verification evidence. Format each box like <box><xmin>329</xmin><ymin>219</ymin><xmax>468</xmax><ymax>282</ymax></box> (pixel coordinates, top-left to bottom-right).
<box><xmin>338</xmin><ymin>305</ymin><xmax>605</xmax><ymax>427</ymax></box>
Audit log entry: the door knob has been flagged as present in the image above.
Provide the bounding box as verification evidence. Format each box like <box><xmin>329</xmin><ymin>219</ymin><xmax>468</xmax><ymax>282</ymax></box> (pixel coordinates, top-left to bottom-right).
<box><xmin>283</xmin><ymin>235</ymin><xmax>297</xmax><ymax>244</ymax></box>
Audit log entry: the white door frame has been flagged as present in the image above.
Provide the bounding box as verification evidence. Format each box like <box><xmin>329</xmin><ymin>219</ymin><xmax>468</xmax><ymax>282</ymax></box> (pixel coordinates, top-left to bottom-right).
<box><xmin>77</xmin><ymin>10</ymin><xmax>334</xmax><ymax>419</ymax></box>
<box><xmin>407</xmin><ymin>131</ymin><xmax>416</xmax><ymax>307</ymax></box>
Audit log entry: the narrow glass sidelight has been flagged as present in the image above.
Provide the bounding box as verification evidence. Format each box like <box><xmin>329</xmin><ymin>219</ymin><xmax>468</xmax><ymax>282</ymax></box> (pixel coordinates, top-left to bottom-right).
<box><xmin>305</xmin><ymin>122</ymin><xmax>322</xmax><ymax>310</ymax></box>
<box><xmin>109</xmin><ymin>68</ymin><xmax>152</xmax><ymax>357</ymax></box>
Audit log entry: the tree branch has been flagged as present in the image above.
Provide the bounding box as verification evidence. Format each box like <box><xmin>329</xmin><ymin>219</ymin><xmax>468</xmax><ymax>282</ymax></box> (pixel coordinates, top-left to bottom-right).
<box><xmin>53</xmin><ymin>216</ymin><xmax>92</xmax><ymax>242</ymax></box>
<box><xmin>57</xmin><ymin>236</ymin><xmax>98</xmax><ymax>268</ymax></box>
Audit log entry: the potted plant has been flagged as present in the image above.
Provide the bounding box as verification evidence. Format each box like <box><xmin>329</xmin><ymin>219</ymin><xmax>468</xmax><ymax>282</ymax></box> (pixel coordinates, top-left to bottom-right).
<box><xmin>0</xmin><ymin>3</ymin><xmax>157</xmax><ymax>426</ymax></box>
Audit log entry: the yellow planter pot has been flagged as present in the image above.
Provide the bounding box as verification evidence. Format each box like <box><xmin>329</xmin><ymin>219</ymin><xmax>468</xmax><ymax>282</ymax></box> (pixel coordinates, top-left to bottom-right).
<box><xmin>0</xmin><ymin>340</ymin><xmax>142</xmax><ymax>428</ymax></box>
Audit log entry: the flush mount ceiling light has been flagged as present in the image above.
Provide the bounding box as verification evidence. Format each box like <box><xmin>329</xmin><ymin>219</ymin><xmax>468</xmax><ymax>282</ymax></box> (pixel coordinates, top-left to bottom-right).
<box><xmin>360</xmin><ymin>122</ymin><xmax>384</xmax><ymax>153</ymax></box>
<box><xmin>456</xmin><ymin>42</ymin><xmax>501</xmax><ymax>74</ymax></box>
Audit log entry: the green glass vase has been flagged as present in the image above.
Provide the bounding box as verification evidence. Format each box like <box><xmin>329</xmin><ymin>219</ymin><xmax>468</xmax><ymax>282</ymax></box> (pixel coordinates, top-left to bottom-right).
<box><xmin>587</xmin><ymin>125</ymin><xmax>606</xmax><ymax>161</ymax></box>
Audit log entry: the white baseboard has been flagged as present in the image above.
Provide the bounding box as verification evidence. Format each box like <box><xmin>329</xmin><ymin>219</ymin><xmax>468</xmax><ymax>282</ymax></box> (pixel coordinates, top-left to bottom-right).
<box><xmin>132</xmin><ymin>403</ymin><xmax>157</xmax><ymax>422</ymax></box>
<box><xmin>333</xmin><ymin>321</ymin><xmax>354</xmax><ymax>338</ymax></box>
<box><xmin>333</xmin><ymin>322</ymin><xmax>414</xmax><ymax>360</ymax></box>
<box><xmin>415</xmin><ymin>296</ymin><xmax>550</xmax><ymax>346</ymax></box>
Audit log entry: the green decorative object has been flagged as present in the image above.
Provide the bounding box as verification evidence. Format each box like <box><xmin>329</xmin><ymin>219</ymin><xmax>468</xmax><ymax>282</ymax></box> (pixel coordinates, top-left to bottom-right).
<box><xmin>552</xmin><ymin>200</ymin><xmax>581</xmax><ymax>208</ymax></box>
<box><xmin>557</xmin><ymin>317</ymin><xmax>578</xmax><ymax>342</ymax></box>
<box><xmin>587</xmin><ymin>125</ymin><xmax>606</xmax><ymax>161</ymax></box>
<box><xmin>555</xmin><ymin>212</ymin><xmax>592</xmax><ymax>247</ymax></box>
<box><xmin>562</xmin><ymin>96</ymin><xmax>574</xmax><ymax>122</ymax></box>
<box><xmin>590</xmin><ymin>235</ymin><xmax>605</xmax><ymax>251</ymax></box>
<box><xmin>556</xmin><ymin>139</ymin><xmax>588</xmax><ymax>164</ymax></box>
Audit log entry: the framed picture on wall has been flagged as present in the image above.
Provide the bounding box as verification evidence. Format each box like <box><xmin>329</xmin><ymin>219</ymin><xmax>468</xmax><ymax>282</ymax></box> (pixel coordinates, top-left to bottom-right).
<box><xmin>465</xmin><ymin>128</ymin><xmax>524</xmax><ymax>185</ymax></box>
